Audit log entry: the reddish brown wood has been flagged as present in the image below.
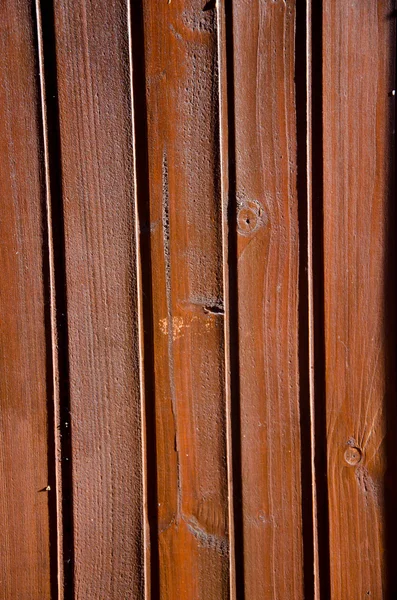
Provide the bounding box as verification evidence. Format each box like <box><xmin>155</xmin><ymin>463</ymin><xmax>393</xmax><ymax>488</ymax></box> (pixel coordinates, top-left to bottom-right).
<box><xmin>141</xmin><ymin>0</ymin><xmax>230</xmax><ymax>597</ymax></box>
<box><xmin>2</xmin><ymin>2</ymin><xmax>397</xmax><ymax>598</ymax></box>
<box><xmin>231</xmin><ymin>1</ymin><xmax>305</xmax><ymax>597</ymax></box>
<box><xmin>323</xmin><ymin>1</ymin><xmax>395</xmax><ymax>597</ymax></box>
<box><xmin>53</xmin><ymin>2</ymin><xmax>145</xmax><ymax>597</ymax></box>
<box><xmin>0</xmin><ymin>2</ymin><xmax>54</xmax><ymax>597</ymax></box>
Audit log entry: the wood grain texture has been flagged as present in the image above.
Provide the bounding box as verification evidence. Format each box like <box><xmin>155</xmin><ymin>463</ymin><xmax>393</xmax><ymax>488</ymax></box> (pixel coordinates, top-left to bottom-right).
<box><xmin>141</xmin><ymin>0</ymin><xmax>230</xmax><ymax>597</ymax></box>
<box><xmin>0</xmin><ymin>1</ymin><xmax>54</xmax><ymax>597</ymax></box>
<box><xmin>53</xmin><ymin>1</ymin><xmax>145</xmax><ymax>597</ymax></box>
<box><xmin>323</xmin><ymin>1</ymin><xmax>396</xmax><ymax>597</ymax></box>
<box><xmin>231</xmin><ymin>1</ymin><xmax>304</xmax><ymax>597</ymax></box>
<box><xmin>2</xmin><ymin>2</ymin><xmax>397</xmax><ymax>598</ymax></box>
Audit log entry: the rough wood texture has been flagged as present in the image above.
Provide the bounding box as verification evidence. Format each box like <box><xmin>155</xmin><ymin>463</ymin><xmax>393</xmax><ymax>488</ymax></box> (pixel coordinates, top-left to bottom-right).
<box><xmin>1</xmin><ymin>1</ymin><xmax>397</xmax><ymax>598</ymax></box>
<box><xmin>231</xmin><ymin>1</ymin><xmax>305</xmax><ymax>597</ymax></box>
<box><xmin>141</xmin><ymin>0</ymin><xmax>230</xmax><ymax>597</ymax></box>
<box><xmin>323</xmin><ymin>1</ymin><xmax>396</xmax><ymax>598</ymax></box>
<box><xmin>53</xmin><ymin>1</ymin><xmax>145</xmax><ymax>597</ymax></box>
<box><xmin>0</xmin><ymin>1</ymin><xmax>54</xmax><ymax>597</ymax></box>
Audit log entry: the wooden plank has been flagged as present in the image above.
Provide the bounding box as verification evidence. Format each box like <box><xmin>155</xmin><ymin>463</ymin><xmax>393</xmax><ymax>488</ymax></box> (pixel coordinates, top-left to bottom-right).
<box><xmin>53</xmin><ymin>2</ymin><xmax>145</xmax><ymax>597</ymax></box>
<box><xmin>231</xmin><ymin>1</ymin><xmax>305</xmax><ymax>597</ymax></box>
<box><xmin>141</xmin><ymin>0</ymin><xmax>230</xmax><ymax>597</ymax></box>
<box><xmin>323</xmin><ymin>1</ymin><xmax>396</xmax><ymax>597</ymax></box>
<box><xmin>0</xmin><ymin>1</ymin><xmax>55</xmax><ymax>597</ymax></box>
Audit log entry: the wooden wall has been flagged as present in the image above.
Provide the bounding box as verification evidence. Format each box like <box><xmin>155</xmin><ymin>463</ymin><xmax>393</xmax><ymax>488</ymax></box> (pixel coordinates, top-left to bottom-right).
<box><xmin>0</xmin><ymin>1</ymin><xmax>396</xmax><ymax>598</ymax></box>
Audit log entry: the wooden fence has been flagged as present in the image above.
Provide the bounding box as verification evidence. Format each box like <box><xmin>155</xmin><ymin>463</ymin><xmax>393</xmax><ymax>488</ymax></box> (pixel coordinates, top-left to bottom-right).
<box><xmin>0</xmin><ymin>0</ymin><xmax>396</xmax><ymax>598</ymax></box>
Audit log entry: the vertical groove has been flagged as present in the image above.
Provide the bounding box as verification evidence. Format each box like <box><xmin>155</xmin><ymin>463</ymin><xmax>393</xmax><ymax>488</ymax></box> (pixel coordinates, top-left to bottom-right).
<box><xmin>34</xmin><ymin>3</ymin><xmax>61</xmax><ymax>597</ymax></box>
<box><xmin>295</xmin><ymin>0</ymin><xmax>317</xmax><ymax>600</ymax></box>
<box><xmin>217</xmin><ymin>0</ymin><xmax>244</xmax><ymax>598</ymax></box>
<box><xmin>127</xmin><ymin>1</ymin><xmax>160</xmax><ymax>598</ymax></box>
<box><xmin>34</xmin><ymin>1</ymin><xmax>75</xmax><ymax>597</ymax></box>
<box><xmin>295</xmin><ymin>0</ymin><xmax>319</xmax><ymax>598</ymax></box>
<box><xmin>127</xmin><ymin>1</ymin><xmax>152</xmax><ymax>595</ymax></box>
<box><xmin>311</xmin><ymin>0</ymin><xmax>331</xmax><ymax>597</ymax></box>
<box><xmin>216</xmin><ymin>2</ymin><xmax>236</xmax><ymax>599</ymax></box>
<box><xmin>306</xmin><ymin>1</ymin><xmax>320</xmax><ymax>597</ymax></box>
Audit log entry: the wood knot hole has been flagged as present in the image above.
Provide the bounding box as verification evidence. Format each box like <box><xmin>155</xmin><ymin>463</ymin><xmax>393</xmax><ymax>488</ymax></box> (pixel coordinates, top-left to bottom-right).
<box><xmin>237</xmin><ymin>199</ymin><xmax>266</xmax><ymax>236</ymax></box>
<box><xmin>344</xmin><ymin>445</ymin><xmax>362</xmax><ymax>466</ymax></box>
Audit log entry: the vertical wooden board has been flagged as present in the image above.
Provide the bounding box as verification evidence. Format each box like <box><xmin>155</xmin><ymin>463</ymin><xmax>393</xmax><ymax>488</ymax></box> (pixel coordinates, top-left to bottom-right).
<box><xmin>0</xmin><ymin>1</ymin><xmax>54</xmax><ymax>598</ymax></box>
<box><xmin>323</xmin><ymin>1</ymin><xmax>395</xmax><ymax>597</ymax></box>
<box><xmin>232</xmin><ymin>1</ymin><xmax>304</xmax><ymax>597</ymax></box>
<box><xmin>142</xmin><ymin>0</ymin><xmax>230</xmax><ymax>597</ymax></box>
<box><xmin>53</xmin><ymin>2</ymin><xmax>145</xmax><ymax>597</ymax></box>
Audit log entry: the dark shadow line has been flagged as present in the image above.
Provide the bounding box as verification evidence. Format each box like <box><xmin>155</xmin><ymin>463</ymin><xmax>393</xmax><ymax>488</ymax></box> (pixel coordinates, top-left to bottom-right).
<box><xmin>311</xmin><ymin>1</ymin><xmax>331</xmax><ymax>598</ymax></box>
<box><xmin>128</xmin><ymin>2</ymin><xmax>160</xmax><ymax>598</ymax></box>
<box><xmin>31</xmin><ymin>5</ymin><xmax>59</xmax><ymax>596</ymax></box>
<box><xmin>224</xmin><ymin>1</ymin><xmax>245</xmax><ymax>597</ymax></box>
<box><xmin>39</xmin><ymin>116</ymin><xmax>60</xmax><ymax>600</ymax></box>
<box><xmin>384</xmin><ymin>9</ymin><xmax>397</xmax><ymax>598</ymax></box>
<box><xmin>37</xmin><ymin>1</ymin><xmax>75</xmax><ymax>597</ymax></box>
<box><xmin>32</xmin><ymin>7</ymin><xmax>59</xmax><ymax>596</ymax></box>
<box><xmin>295</xmin><ymin>1</ymin><xmax>315</xmax><ymax>597</ymax></box>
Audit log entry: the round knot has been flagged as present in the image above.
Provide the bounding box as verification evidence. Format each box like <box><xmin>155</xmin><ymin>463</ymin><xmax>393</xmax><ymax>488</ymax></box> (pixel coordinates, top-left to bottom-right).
<box><xmin>344</xmin><ymin>446</ymin><xmax>362</xmax><ymax>466</ymax></box>
<box><xmin>237</xmin><ymin>198</ymin><xmax>266</xmax><ymax>236</ymax></box>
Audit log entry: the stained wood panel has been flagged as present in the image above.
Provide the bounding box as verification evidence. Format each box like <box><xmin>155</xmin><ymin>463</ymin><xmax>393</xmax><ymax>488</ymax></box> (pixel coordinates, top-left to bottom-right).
<box><xmin>230</xmin><ymin>1</ymin><xmax>305</xmax><ymax>597</ymax></box>
<box><xmin>323</xmin><ymin>1</ymin><xmax>396</xmax><ymax>598</ymax></box>
<box><xmin>0</xmin><ymin>1</ymin><xmax>54</xmax><ymax>597</ymax></box>
<box><xmin>141</xmin><ymin>1</ymin><xmax>230</xmax><ymax>597</ymax></box>
<box><xmin>53</xmin><ymin>1</ymin><xmax>145</xmax><ymax>597</ymax></box>
<box><xmin>0</xmin><ymin>1</ymin><xmax>397</xmax><ymax>599</ymax></box>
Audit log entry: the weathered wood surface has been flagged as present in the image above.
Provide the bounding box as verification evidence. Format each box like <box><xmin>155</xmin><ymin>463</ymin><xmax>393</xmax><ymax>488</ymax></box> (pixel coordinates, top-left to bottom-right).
<box><xmin>53</xmin><ymin>1</ymin><xmax>145</xmax><ymax>597</ymax></box>
<box><xmin>323</xmin><ymin>1</ymin><xmax>397</xmax><ymax>598</ymax></box>
<box><xmin>0</xmin><ymin>1</ymin><xmax>54</xmax><ymax>597</ymax></box>
<box><xmin>0</xmin><ymin>1</ymin><xmax>396</xmax><ymax>598</ymax></box>
<box><xmin>141</xmin><ymin>1</ymin><xmax>230</xmax><ymax>597</ymax></box>
<box><xmin>230</xmin><ymin>1</ymin><xmax>305</xmax><ymax>598</ymax></box>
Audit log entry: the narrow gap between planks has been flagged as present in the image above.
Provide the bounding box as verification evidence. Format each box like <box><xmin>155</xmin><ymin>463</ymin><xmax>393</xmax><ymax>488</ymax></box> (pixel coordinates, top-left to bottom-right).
<box><xmin>217</xmin><ymin>0</ymin><xmax>242</xmax><ymax>598</ymax></box>
<box><xmin>305</xmin><ymin>0</ymin><xmax>321</xmax><ymax>597</ymax></box>
<box><xmin>127</xmin><ymin>0</ymin><xmax>151</xmax><ymax>597</ymax></box>
<box><xmin>127</xmin><ymin>0</ymin><xmax>160</xmax><ymax>598</ymax></box>
<box><xmin>296</xmin><ymin>0</ymin><xmax>320</xmax><ymax>598</ymax></box>
<box><xmin>309</xmin><ymin>0</ymin><xmax>331</xmax><ymax>597</ymax></box>
<box><xmin>34</xmin><ymin>1</ymin><xmax>75</xmax><ymax>597</ymax></box>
